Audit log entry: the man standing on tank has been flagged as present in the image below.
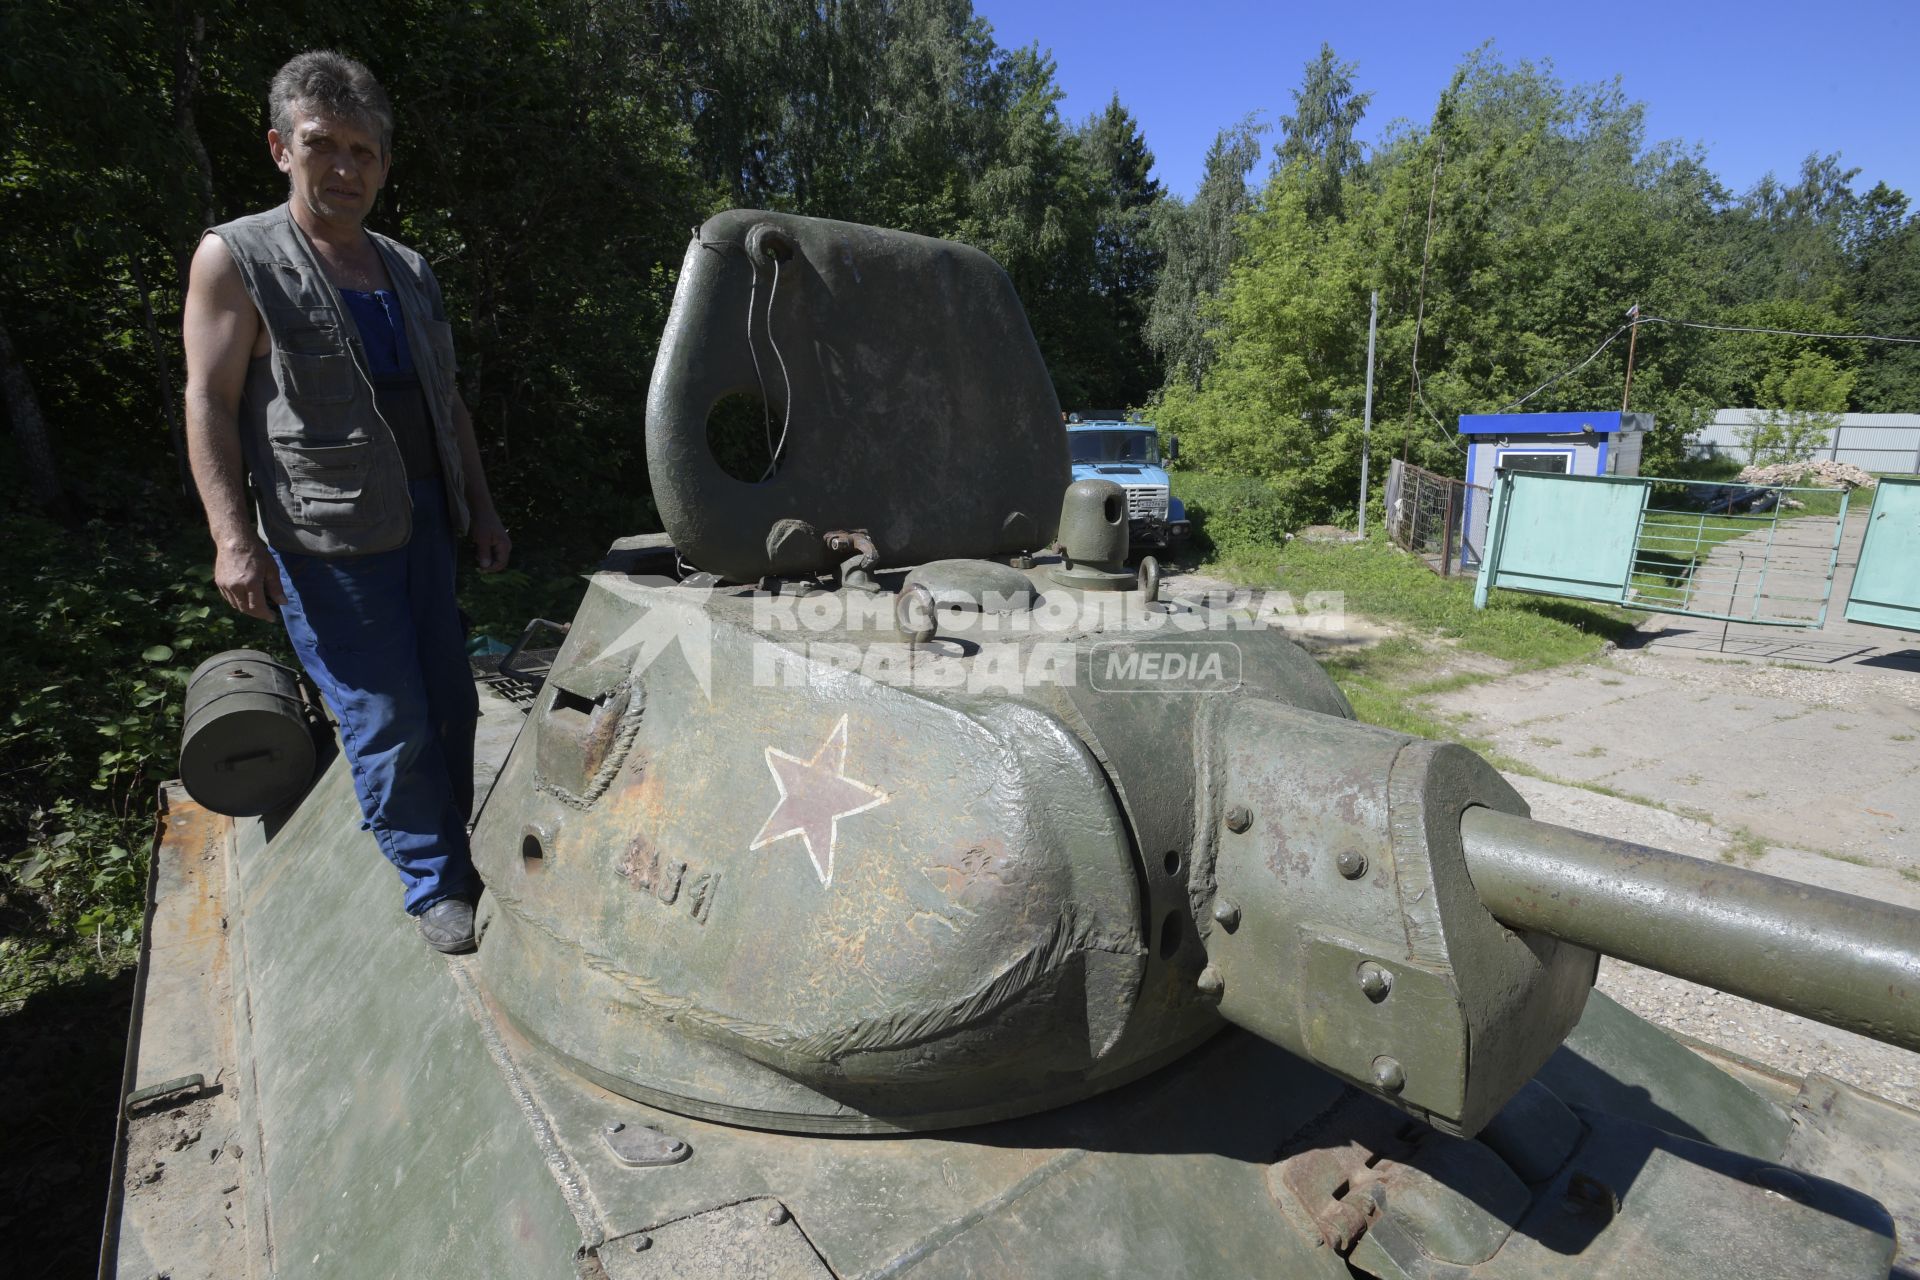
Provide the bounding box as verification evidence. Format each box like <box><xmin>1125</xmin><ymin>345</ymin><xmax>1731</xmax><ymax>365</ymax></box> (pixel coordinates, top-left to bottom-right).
<box><xmin>183</xmin><ymin>51</ymin><xmax>510</xmax><ymax>953</ymax></box>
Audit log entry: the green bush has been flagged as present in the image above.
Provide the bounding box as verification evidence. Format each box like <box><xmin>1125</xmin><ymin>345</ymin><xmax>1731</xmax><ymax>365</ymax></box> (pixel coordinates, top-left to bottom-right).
<box><xmin>0</xmin><ymin>505</ymin><xmax>278</xmax><ymax>999</ymax></box>
<box><xmin>1173</xmin><ymin>471</ymin><xmax>1300</xmax><ymax>556</ymax></box>
<box><xmin>1742</xmin><ymin>409</ymin><xmax>1836</xmax><ymax>465</ymax></box>
<box><xmin>0</xmin><ymin>481</ymin><xmax>605</xmax><ymax>1003</ymax></box>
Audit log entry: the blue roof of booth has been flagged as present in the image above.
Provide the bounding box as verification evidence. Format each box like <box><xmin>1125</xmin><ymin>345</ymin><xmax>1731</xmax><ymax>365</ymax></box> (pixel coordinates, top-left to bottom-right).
<box><xmin>1457</xmin><ymin>411</ymin><xmax>1623</xmax><ymax>436</ymax></box>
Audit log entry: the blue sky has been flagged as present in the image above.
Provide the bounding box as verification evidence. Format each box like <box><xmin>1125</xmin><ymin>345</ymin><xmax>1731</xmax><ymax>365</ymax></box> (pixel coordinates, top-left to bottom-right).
<box><xmin>971</xmin><ymin>0</ymin><xmax>1919</xmax><ymax>203</ymax></box>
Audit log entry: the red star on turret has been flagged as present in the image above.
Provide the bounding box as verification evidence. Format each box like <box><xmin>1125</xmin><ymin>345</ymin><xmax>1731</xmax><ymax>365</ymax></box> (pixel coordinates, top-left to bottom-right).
<box><xmin>750</xmin><ymin>714</ymin><xmax>889</xmax><ymax>887</ymax></box>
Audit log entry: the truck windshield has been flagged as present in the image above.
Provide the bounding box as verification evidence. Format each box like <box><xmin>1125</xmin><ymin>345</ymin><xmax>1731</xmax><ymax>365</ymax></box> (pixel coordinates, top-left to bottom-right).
<box><xmin>1069</xmin><ymin>431</ymin><xmax>1161</xmax><ymax>466</ymax></box>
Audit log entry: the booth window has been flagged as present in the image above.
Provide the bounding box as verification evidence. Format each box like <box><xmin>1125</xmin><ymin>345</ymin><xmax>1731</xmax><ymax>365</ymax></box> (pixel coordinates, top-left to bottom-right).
<box><xmin>1496</xmin><ymin>450</ymin><xmax>1573</xmax><ymax>474</ymax></box>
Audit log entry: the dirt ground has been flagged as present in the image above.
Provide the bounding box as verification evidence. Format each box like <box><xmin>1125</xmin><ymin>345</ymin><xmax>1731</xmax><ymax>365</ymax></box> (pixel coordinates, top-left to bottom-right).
<box><xmin>1421</xmin><ymin>614</ymin><xmax>1920</xmax><ymax>1107</ymax></box>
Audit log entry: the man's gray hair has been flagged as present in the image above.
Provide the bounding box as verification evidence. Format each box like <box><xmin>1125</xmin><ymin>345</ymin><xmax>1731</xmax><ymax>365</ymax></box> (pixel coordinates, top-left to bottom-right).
<box><xmin>269</xmin><ymin>51</ymin><xmax>393</xmax><ymax>153</ymax></box>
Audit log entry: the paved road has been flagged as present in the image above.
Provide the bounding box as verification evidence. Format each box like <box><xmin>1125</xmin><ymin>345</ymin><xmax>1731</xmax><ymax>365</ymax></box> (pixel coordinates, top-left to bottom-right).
<box><xmin>1634</xmin><ymin>502</ymin><xmax>1920</xmax><ymax>667</ymax></box>
<box><xmin>1425</xmin><ymin>568</ymin><xmax>1920</xmax><ymax>1105</ymax></box>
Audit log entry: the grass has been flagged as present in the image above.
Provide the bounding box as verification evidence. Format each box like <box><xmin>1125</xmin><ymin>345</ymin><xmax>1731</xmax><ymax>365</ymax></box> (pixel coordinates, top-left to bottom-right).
<box><xmin>1208</xmin><ymin>530</ymin><xmax>1641</xmax><ymax>668</ymax></box>
<box><xmin>1315</xmin><ymin>639</ymin><xmax>1505</xmax><ymax>744</ymax></box>
<box><xmin>1175</xmin><ymin>520</ymin><xmax>1641</xmax><ymax>750</ymax></box>
<box><xmin>1166</xmin><ymin>508</ymin><xmax>1641</xmax><ymax>762</ymax></box>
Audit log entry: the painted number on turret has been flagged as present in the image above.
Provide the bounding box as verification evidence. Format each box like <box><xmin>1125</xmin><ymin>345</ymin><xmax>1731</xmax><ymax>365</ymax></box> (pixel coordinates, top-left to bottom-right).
<box><xmin>620</xmin><ymin>832</ymin><xmax>723</xmax><ymax>925</ymax></box>
<box><xmin>750</xmin><ymin>714</ymin><xmax>890</xmax><ymax>887</ymax></box>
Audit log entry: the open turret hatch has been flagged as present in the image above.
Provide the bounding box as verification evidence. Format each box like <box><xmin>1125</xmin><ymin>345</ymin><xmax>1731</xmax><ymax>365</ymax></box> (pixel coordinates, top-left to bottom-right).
<box><xmin>645</xmin><ymin>210</ymin><xmax>1070</xmax><ymax>581</ymax></box>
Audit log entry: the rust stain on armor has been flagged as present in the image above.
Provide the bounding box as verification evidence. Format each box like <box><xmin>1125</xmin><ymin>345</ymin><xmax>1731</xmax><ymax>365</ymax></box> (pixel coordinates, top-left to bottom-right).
<box><xmin>921</xmin><ymin>839</ymin><xmax>1014</xmax><ymax>912</ymax></box>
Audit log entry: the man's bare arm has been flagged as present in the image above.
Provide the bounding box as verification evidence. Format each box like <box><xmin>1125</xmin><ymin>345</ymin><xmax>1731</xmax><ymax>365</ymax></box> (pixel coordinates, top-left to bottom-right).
<box><xmin>183</xmin><ymin>234</ymin><xmax>284</xmax><ymax>620</ymax></box>
<box><xmin>451</xmin><ymin>391</ymin><xmax>511</xmax><ymax>572</ymax></box>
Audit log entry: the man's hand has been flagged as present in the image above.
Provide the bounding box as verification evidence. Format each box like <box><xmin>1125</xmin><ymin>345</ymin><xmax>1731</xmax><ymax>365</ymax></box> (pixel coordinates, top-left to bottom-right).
<box><xmin>215</xmin><ymin>537</ymin><xmax>288</xmax><ymax>620</ymax></box>
<box><xmin>470</xmin><ymin>509</ymin><xmax>512</xmax><ymax>572</ymax></box>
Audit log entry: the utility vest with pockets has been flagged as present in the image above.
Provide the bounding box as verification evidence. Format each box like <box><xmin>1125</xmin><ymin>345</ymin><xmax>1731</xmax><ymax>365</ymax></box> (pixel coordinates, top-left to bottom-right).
<box><xmin>210</xmin><ymin>204</ymin><xmax>468</xmax><ymax>556</ymax></box>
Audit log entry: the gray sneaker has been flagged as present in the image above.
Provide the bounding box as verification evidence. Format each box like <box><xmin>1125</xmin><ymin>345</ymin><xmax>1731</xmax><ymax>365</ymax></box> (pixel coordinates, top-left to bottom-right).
<box><xmin>417</xmin><ymin>897</ymin><xmax>477</xmax><ymax>953</ymax></box>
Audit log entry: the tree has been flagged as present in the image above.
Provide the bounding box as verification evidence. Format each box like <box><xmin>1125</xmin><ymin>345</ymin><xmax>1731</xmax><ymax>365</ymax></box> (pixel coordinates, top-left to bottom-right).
<box><xmin>1850</xmin><ymin>184</ymin><xmax>1920</xmax><ymax>411</ymax></box>
<box><xmin>1144</xmin><ymin>117</ymin><xmax>1265</xmax><ymax>389</ymax></box>
<box><xmin>1073</xmin><ymin>95</ymin><xmax>1164</xmax><ymax>406</ymax></box>
<box><xmin>1274</xmin><ymin>43</ymin><xmax>1371</xmax><ymax>219</ymax></box>
<box><xmin>1719</xmin><ymin>153</ymin><xmax>1862</xmax><ymax>307</ymax></box>
<box><xmin>0</xmin><ymin>306</ymin><xmax>62</xmax><ymax>510</ymax></box>
<box><xmin>1155</xmin><ymin>48</ymin><xmax>1735</xmax><ymax>522</ymax></box>
<box><xmin>1744</xmin><ymin>348</ymin><xmax>1854</xmax><ymax>463</ymax></box>
<box><xmin>0</xmin><ymin>0</ymin><xmax>228</xmax><ymax>512</ymax></box>
<box><xmin>958</xmin><ymin>44</ymin><xmax>1101</xmax><ymax>404</ymax></box>
<box><xmin>675</xmin><ymin>0</ymin><xmax>1005</xmax><ymax>235</ymax></box>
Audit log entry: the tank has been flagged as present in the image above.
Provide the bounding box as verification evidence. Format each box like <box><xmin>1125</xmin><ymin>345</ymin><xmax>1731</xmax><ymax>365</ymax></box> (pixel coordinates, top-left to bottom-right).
<box><xmin>106</xmin><ymin>211</ymin><xmax>1920</xmax><ymax>1280</ymax></box>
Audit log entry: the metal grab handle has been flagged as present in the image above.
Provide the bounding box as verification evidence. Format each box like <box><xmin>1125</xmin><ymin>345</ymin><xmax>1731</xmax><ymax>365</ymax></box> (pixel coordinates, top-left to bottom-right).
<box><xmin>216</xmin><ymin>749</ymin><xmax>282</xmax><ymax>773</ymax></box>
<box><xmin>499</xmin><ymin>618</ymin><xmax>572</xmax><ymax>687</ymax></box>
<box><xmin>1460</xmin><ymin>806</ymin><xmax>1920</xmax><ymax>1052</ymax></box>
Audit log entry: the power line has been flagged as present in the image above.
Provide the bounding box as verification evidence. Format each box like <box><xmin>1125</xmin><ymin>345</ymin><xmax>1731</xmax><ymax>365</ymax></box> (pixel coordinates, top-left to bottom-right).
<box><xmin>1495</xmin><ymin>310</ymin><xmax>1920</xmax><ymax>419</ymax></box>
<box><xmin>1498</xmin><ymin>322</ymin><xmax>1634</xmax><ymax>413</ymax></box>
<box><xmin>1414</xmin><ymin>382</ymin><xmax>1470</xmax><ymax>453</ymax></box>
<box><xmin>1404</xmin><ymin>138</ymin><xmax>1467</xmax><ymax>454</ymax></box>
<box><xmin>1634</xmin><ymin>315</ymin><xmax>1920</xmax><ymax>345</ymax></box>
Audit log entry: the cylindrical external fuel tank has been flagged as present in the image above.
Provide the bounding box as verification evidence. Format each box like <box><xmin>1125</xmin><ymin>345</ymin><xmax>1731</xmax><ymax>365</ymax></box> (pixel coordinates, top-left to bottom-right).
<box><xmin>179</xmin><ymin>650</ymin><xmax>317</xmax><ymax>816</ymax></box>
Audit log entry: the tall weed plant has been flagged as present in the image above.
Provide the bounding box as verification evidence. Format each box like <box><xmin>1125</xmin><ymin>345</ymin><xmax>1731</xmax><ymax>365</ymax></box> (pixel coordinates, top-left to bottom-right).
<box><xmin>0</xmin><ymin>506</ymin><xmax>274</xmax><ymax>1002</ymax></box>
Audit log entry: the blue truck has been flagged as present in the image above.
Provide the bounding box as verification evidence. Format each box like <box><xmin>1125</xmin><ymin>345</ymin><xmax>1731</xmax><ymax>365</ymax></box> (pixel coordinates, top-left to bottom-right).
<box><xmin>1065</xmin><ymin>415</ymin><xmax>1189</xmax><ymax>552</ymax></box>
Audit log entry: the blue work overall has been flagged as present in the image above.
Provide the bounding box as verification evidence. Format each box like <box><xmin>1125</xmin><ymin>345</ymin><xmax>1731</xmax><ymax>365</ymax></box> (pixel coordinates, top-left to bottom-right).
<box><xmin>269</xmin><ymin>287</ymin><xmax>479</xmax><ymax>914</ymax></box>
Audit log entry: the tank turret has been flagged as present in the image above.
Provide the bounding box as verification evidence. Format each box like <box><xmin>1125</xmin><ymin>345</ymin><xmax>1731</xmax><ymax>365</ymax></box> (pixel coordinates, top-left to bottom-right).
<box><xmin>112</xmin><ymin>211</ymin><xmax>1920</xmax><ymax>1279</ymax></box>
<box><xmin>471</xmin><ymin>212</ymin><xmax>1919</xmax><ymax>1145</ymax></box>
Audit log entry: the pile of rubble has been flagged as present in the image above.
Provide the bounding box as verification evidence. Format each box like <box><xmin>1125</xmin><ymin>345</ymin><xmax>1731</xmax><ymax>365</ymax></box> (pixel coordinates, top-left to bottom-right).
<box><xmin>1735</xmin><ymin>459</ymin><xmax>1879</xmax><ymax>489</ymax></box>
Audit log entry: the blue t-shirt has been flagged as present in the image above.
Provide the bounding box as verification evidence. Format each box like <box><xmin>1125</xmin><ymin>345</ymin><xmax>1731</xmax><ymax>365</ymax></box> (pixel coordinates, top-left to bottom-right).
<box><xmin>339</xmin><ymin>288</ymin><xmax>415</xmax><ymax>376</ymax></box>
<box><xmin>337</xmin><ymin>288</ymin><xmax>439</xmax><ymax>480</ymax></box>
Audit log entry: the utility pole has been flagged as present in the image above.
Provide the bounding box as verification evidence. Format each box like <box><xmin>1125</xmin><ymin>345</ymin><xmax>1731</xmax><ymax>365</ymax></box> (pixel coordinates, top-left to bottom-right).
<box><xmin>1358</xmin><ymin>290</ymin><xmax>1378</xmax><ymax>537</ymax></box>
<box><xmin>1620</xmin><ymin>303</ymin><xmax>1640</xmax><ymax>412</ymax></box>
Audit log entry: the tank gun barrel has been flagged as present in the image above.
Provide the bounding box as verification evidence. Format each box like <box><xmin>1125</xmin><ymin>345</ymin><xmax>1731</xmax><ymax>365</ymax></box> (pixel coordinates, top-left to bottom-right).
<box><xmin>1460</xmin><ymin>806</ymin><xmax>1920</xmax><ymax>1052</ymax></box>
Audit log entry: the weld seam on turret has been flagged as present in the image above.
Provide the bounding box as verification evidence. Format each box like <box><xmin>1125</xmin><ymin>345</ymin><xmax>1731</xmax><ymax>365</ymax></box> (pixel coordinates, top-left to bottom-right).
<box><xmin>446</xmin><ymin>958</ymin><xmax>603</xmax><ymax>1241</ymax></box>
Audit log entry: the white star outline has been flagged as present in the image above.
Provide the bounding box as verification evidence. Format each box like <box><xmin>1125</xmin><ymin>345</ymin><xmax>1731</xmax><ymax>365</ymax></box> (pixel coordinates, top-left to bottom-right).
<box><xmin>748</xmin><ymin>713</ymin><xmax>890</xmax><ymax>888</ymax></box>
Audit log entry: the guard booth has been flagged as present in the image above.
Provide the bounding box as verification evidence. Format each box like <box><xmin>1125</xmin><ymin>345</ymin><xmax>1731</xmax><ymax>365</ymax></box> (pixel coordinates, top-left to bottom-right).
<box><xmin>1458</xmin><ymin>411</ymin><xmax>1652</xmax><ymax>571</ymax></box>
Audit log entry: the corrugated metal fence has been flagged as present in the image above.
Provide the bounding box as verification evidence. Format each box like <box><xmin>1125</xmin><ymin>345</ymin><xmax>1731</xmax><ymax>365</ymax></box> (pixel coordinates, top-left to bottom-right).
<box><xmin>1694</xmin><ymin>411</ymin><xmax>1920</xmax><ymax>474</ymax></box>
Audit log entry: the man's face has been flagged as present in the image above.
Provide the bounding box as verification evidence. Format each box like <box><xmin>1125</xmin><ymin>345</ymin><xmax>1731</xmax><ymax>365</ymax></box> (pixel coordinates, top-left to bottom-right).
<box><xmin>269</xmin><ymin>105</ymin><xmax>389</xmax><ymax>229</ymax></box>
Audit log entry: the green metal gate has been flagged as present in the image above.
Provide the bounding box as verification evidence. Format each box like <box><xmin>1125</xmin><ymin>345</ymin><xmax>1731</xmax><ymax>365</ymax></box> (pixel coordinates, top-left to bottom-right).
<box><xmin>1473</xmin><ymin>473</ymin><xmax>1648</xmax><ymax>607</ymax></box>
<box><xmin>1845</xmin><ymin>477</ymin><xmax>1920</xmax><ymax>631</ymax></box>
<box><xmin>1476</xmin><ymin>471</ymin><xmax>1852</xmax><ymax>627</ymax></box>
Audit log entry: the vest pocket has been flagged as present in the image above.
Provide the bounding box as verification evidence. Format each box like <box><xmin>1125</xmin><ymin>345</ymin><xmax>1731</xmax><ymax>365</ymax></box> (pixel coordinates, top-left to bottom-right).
<box><xmin>266</xmin><ymin>305</ymin><xmax>341</xmax><ymax>354</ymax></box>
<box><xmin>274</xmin><ymin>348</ymin><xmax>355</xmax><ymax>405</ymax></box>
<box><xmin>281</xmin><ymin>441</ymin><xmax>375</xmax><ymax>526</ymax></box>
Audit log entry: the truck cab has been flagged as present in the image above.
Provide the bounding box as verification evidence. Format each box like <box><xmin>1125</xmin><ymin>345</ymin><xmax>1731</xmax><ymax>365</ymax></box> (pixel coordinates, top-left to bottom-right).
<box><xmin>1064</xmin><ymin>415</ymin><xmax>1189</xmax><ymax>551</ymax></box>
